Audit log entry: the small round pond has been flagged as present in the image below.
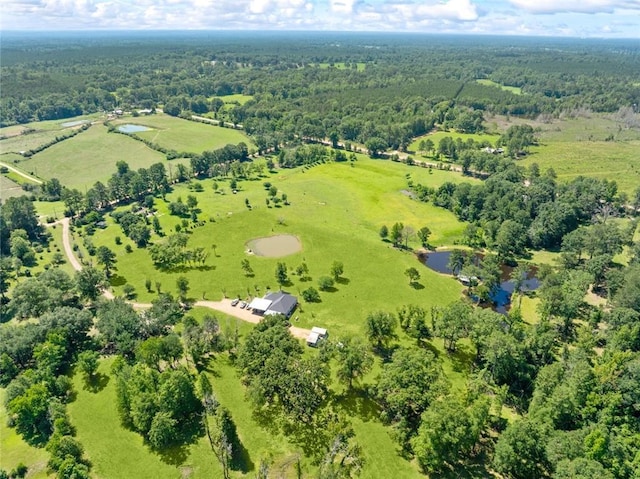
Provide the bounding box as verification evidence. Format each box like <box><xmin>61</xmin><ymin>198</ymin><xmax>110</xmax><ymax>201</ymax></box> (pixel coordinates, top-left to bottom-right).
<box><xmin>117</xmin><ymin>124</ymin><xmax>152</xmax><ymax>133</ymax></box>
<box><xmin>246</xmin><ymin>235</ymin><xmax>302</xmax><ymax>257</ymax></box>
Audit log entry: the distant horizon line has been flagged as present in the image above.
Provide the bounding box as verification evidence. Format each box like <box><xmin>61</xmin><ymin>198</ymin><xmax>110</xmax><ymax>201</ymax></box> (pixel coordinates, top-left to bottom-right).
<box><xmin>1</xmin><ymin>29</ymin><xmax>638</xmax><ymax>41</ymax></box>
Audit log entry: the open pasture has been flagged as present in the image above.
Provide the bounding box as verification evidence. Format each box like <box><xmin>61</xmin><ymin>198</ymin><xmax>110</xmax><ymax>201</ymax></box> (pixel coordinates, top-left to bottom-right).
<box><xmin>476</xmin><ymin>79</ymin><xmax>523</xmax><ymax>95</ymax></box>
<box><xmin>217</xmin><ymin>94</ymin><xmax>255</xmax><ymax>105</ymax></box>
<box><xmin>86</xmin><ymin>156</ymin><xmax>470</xmax><ymax>335</ymax></box>
<box><xmin>16</xmin><ymin>124</ymin><xmax>182</xmax><ymax>190</ymax></box>
<box><xmin>112</xmin><ymin>113</ymin><xmax>253</xmax><ymax>154</ymax></box>
<box><xmin>0</xmin><ymin>175</ymin><xmax>26</xmax><ymax>199</ymax></box>
<box><xmin>0</xmin><ymin>114</ymin><xmax>99</xmax><ymax>138</ymax></box>
<box><xmin>521</xmin><ymin>116</ymin><xmax>640</xmax><ymax>194</ymax></box>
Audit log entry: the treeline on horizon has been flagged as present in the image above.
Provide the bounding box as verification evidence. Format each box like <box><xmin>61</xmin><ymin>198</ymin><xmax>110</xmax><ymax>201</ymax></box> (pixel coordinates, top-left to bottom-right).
<box><xmin>1</xmin><ymin>33</ymin><xmax>639</xmax><ymax>148</ymax></box>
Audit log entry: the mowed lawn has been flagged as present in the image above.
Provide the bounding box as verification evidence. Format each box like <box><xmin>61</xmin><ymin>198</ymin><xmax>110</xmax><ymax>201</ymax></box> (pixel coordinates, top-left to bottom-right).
<box><xmin>17</xmin><ymin>124</ymin><xmax>173</xmax><ymax>190</ymax></box>
<box><xmin>0</xmin><ymin>389</ymin><xmax>51</xmax><ymax>478</ymax></box>
<box><xmin>85</xmin><ymin>156</ymin><xmax>470</xmax><ymax>336</ymax></box>
<box><xmin>111</xmin><ymin>113</ymin><xmax>254</xmax><ymax>154</ymax></box>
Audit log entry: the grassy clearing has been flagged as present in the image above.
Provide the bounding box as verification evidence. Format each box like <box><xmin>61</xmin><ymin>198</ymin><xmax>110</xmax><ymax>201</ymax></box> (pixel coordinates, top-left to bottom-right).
<box><xmin>476</xmin><ymin>79</ymin><xmax>522</xmax><ymax>95</ymax></box>
<box><xmin>112</xmin><ymin>114</ymin><xmax>253</xmax><ymax>154</ymax></box>
<box><xmin>0</xmin><ymin>175</ymin><xmax>26</xmax><ymax>199</ymax></box>
<box><xmin>522</xmin><ymin>140</ymin><xmax>640</xmax><ymax>195</ymax></box>
<box><xmin>0</xmin><ymin>389</ymin><xmax>51</xmax><ymax>478</ymax></box>
<box><xmin>86</xmin><ymin>156</ymin><xmax>470</xmax><ymax>336</ymax></box>
<box><xmin>518</xmin><ymin>116</ymin><xmax>640</xmax><ymax>194</ymax></box>
<box><xmin>17</xmin><ymin>124</ymin><xmax>169</xmax><ymax>190</ymax></box>
<box><xmin>408</xmin><ymin>131</ymin><xmax>500</xmax><ymax>153</ymax></box>
<box><xmin>34</xmin><ymin>200</ymin><xmax>66</xmax><ymax>220</ymax></box>
<box><xmin>217</xmin><ymin>94</ymin><xmax>254</xmax><ymax>105</ymax></box>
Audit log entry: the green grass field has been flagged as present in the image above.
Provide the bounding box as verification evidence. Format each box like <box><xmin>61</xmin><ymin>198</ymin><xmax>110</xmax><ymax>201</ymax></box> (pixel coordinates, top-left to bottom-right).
<box><xmin>0</xmin><ymin>175</ymin><xmax>25</xmax><ymax>199</ymax></box>
<box><xmin>217</xmin><ymin>94</ymin><xmax>254</xmax><ymax>105</ymax></box>
<box><xmin>112</xmin><ymin>114</ymin><xmax>254</xmax><ymax>154</ymax></box>
<box><xmin>84</xmin><ymin>156</ymin><xmax>471</xmax><ymax>335</ymax></box>
<box><xmin>0</xmin><ymin>114</ymin><xmax>100</xmax><ymax>138</ymax></box>
<box><xmin>476</xmin><ymin>79</ymin><xmax>523</xmax><ymax>95</ymax></box>
<box><xmin>0</xmin><ymin>129</ymin><xmax>71</xmax><ymax>156</ymax></box>
<box><xmin>16</xmin><ymin>124</ymin><xmax>176</xmax><ymax>190</ymax></box>
<box><xmin>518</xmin><ymin>116</ymin><xmax>640</xmax><ymax>194</ymax></box>
<box><xmin>0</xmin><ymin>389</ymin><xmax>51</xmax><ymax>478</ymax></box>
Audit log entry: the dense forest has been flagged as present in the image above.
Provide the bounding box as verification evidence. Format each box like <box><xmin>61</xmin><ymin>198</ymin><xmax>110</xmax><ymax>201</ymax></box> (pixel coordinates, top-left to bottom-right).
<box><xmin>2</xmin><ymin>32</ymin><xmax>640</xmax><ymax>151</ymax></box>
<box><xmin>1</xmin><ymin>32</ymin><xmax>640</xmax><ymax>479</ymax></box>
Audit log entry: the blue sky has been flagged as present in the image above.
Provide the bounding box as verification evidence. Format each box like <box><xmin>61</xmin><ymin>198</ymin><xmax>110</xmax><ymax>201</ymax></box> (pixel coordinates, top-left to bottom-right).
<box><xmin>2</xmin><ymin>0</ymin><xmax>639</xmax><ymax>37</ymax></box>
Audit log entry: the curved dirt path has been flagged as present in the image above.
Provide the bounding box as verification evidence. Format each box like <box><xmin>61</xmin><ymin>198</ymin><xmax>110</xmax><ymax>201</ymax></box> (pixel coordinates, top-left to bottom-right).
<box><xmin>56</xmin><ymin>218</ymin><xmax>310</xmax><ymax>339</ymax></box>
<box><xmin>0</xmin><ymin>161</ymin><xmax>43</xmax><ymax>184</ymax></box>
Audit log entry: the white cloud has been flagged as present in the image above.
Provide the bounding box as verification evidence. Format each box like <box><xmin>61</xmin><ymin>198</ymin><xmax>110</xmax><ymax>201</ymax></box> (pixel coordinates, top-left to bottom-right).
<box><xmin>1</xmin><ymin>0</ymin><xmax>639</xmax><ymax>36</ymax></box>
<box><xmin>509</xmin><ymin>0</ymin><xmax>640</xmax><ymax>14</ymax></box>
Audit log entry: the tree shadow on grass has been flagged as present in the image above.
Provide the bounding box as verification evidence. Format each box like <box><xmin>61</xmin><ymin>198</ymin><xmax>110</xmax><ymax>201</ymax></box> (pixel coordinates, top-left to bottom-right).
<box><xmin>282</xmin><ymin>416</ymin><xmax>332</xmax><ymax>462</ymax></box>
<box><xmin>158</xmin><ymin>415</ymin><xmax>205</xmax><ymax>466</ymax></box>
<box><xmin>336</xmin><ymin>277</ymin><xmax>350</xmax><ymax>285</ymax></box>
<box><xmin>334</xmin><ymin>388</ymin><xmax>380</xmax><ymax>422</ymax></box>
<box><xmin>84</xmin><ymin>372</ymin><xmax>110</xmax><ymax>393</ymax></box>
<box><xmin>231</xmin><ymin>437</ymin><xmax>254</xmax><ymax>473</ymax></box>
<box><xmin>410</xmin><ymin>281</ymin><xmax>425</xmax><ymax>290</ymax></box>
<box><xmin>251</xmin><ymin>404</ymin><xmax>284</xmax><ymax>438</ymax></box>
<box><xmin>110</xmin><ymin>274</ymin><xmax>127</xmax><ymax>287</ymax></box>
<box><xmin>448</xmin><ymin>343</ymin><xmax>475</xmax><ymax>375</ymax></box>
<box><xmin>319</xmin><ymin>286</ymin><xmax>338</xmax><ymax>293</ymax></box>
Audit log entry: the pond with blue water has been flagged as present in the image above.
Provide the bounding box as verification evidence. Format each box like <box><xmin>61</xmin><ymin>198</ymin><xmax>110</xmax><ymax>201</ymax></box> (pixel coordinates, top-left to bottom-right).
<box><xmin>418</xmin><ymin>250</ymin><xmax>540</xmax><ymax>314</ymax></box>
<box><xmin>117</xmin><ymin>124</ymin><xmax>152</xmax><ymax>133</ymax></box>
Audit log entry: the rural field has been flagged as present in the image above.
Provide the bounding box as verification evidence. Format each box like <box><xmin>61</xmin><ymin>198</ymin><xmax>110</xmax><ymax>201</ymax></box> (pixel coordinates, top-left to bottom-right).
<box><xmin>4</xmin><ymin>32</ymin><xmax>639</xmax><ymax>479</ymax></box>
<box><xmin>79</xmin><ymin>155</ymin><xmax>472</xmax><ymax>335</ymax></box>
<box><xmin>111</xmin><ymin>113</ymin><xmax>254</xmax><ymax>154</ymax></box>
<box><xmin>15</xmin><ymin>124</ymin><xmax>184</xmax><ymax>190</ymax></box>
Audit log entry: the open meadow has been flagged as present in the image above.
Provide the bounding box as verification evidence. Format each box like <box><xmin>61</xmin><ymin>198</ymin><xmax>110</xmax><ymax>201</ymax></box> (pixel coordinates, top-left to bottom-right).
<box><xmin>80</xmin><ymin>156</ymin><xmax>472</xmax><ymax>336</ymax></box>
<box><xmin>15</xmin><ymin>124</ymin><xmax>186</xmax><ymax>190</ymax></box>
<box><xmin>111</xmin><ymin>113</ymin><xmax>254</xmax><ymax>154</ymax></box>
<box><xmin>521</xmin><ymin>116</ymin><xmax>640</xmax><ymax>194</ymax></box>
<box><xmin>0</xmin><ymin>175</ymin><xmax>25</xmax><ymax>199</ymax></box>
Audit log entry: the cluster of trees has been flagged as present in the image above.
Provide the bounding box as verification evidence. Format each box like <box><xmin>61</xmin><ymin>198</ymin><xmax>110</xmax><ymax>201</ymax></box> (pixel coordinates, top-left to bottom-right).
<box><xmin>111</xmin><ymin>208</ymin><xmax>152</xmax><ymax>247</ymax></box>
<box><xmin>411</xmin><ymin>161</ymin><xmax>634</xmax><ymax>262</ymax></box>
<box><xmin>189</xmin><ymin>143</ymin><xmax>249</xmax><ymax>178</ymax></box>
<box><xmin>63</xmin><ymin>160</ymin><xmax>169</xmax><ymax>217</ymax></box>
<box><xmin>148</xmin><ymin>233</ymin><xmax>209</xmax><ymax>270</ymax></box>
<box><xmin>379</xmin><ymin>222</ymin><xmax>431</xmax><ymax>248</ymax></box>
<box><xmin>113</xmin><ymin>361</ymin><xmax>201</xmax><ymax>449</ymax></box>
<box><xmin>0</xmin><ymin>301</ymin><xmax>98</xmax><ymax>478</ymax></box>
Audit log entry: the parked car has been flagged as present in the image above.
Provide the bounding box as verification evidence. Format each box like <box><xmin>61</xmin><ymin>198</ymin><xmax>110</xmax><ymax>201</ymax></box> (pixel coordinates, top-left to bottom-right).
<box><xmin>231</xmin><ymin>298</ymin><xmax>240</xmax><ymax>306</ymax></box>
<box><xmin>240</xmin><ymin>301</ymin><xmax>247</xmax><ymax>309</ymax></box>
